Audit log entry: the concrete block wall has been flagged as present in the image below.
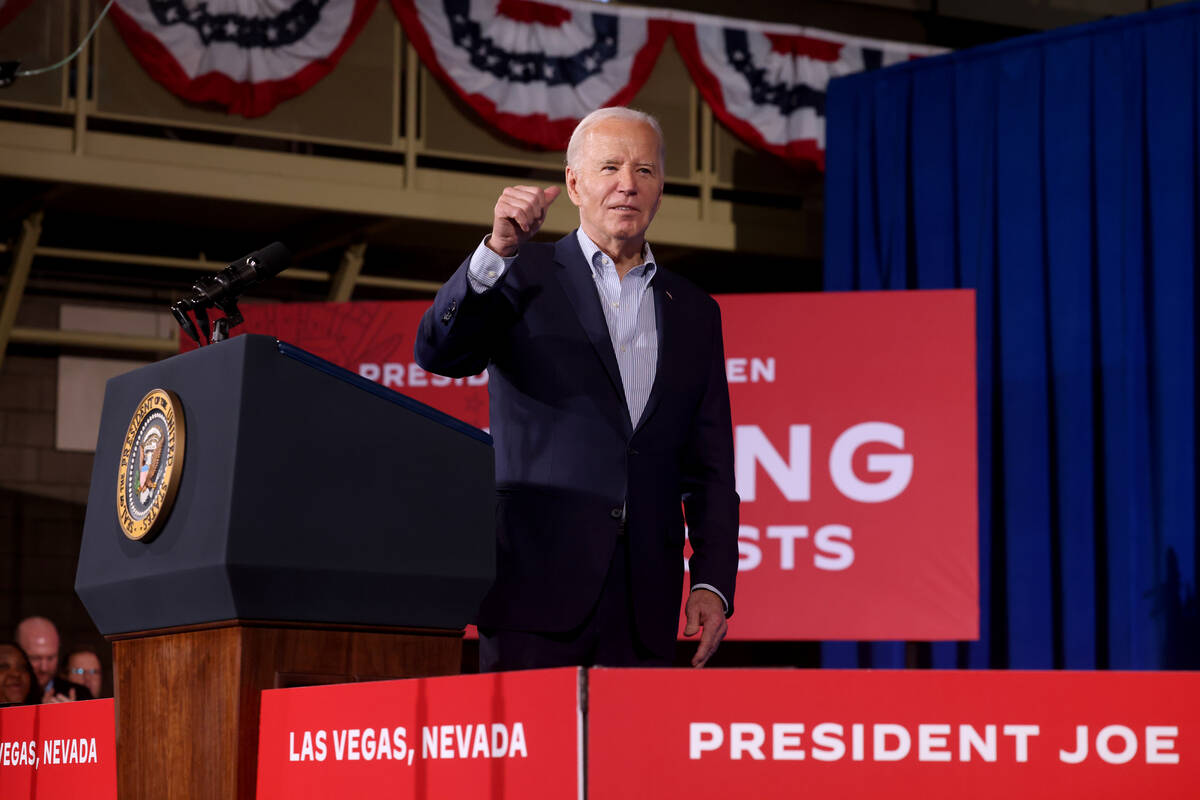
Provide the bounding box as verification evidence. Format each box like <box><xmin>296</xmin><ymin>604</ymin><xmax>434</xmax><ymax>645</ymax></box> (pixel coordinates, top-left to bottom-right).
<box><xmin>0</xmin><ymin>352</ymin><xmax>110</xmax><ymax>697</ymax></box>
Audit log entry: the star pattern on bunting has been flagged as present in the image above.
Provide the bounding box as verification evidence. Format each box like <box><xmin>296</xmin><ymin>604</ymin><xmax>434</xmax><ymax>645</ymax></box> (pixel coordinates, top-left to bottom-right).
<box><xmin>148</xmin><ymin>0</ymin><xmax>327</xmax><ymax>47</ymax></box>
<box><xmin>442</xmin><ymin>0</ymin><xmax>619</xmax><ymax>88</ymax></box>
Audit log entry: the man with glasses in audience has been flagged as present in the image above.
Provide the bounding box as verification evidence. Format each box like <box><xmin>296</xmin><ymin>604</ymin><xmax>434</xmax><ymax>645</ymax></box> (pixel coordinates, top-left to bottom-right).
<box><xmin>64</xmin><ymin>646</ymin><xmax>104</xmax><ymax>698</ymax></box>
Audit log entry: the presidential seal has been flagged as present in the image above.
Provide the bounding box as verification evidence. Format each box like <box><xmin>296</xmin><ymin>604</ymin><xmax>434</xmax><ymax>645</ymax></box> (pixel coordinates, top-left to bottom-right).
<box><xmin>117</xmin><ymin>388</ymin><xmax>186</xmax><ymax>541</ymax></box>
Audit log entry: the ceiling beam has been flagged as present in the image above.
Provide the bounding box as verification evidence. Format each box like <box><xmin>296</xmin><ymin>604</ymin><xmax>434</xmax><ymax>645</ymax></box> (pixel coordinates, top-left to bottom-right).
<box><xmin>0</xmin><ymin>124</ymin><xmax>817</xmax><ymax>258</ymax></box>
<box><xmin>328</xmin><ymin>242</ymin><xmax>367</xmax><ymax>302</ymax></box>
<box><xmin>8</xmin><ymin>326</ymin><xmax>179</xmax><ymax>354</ymax></box>
<box><xmin>32</xmin><ymin>245</ymin><xmax>331</xmax><ymax>282</ymax></box>
<box><xmin>0</xmin><ymin>210</ymin><xmax>43</xmax><ymax>373</ymax></box>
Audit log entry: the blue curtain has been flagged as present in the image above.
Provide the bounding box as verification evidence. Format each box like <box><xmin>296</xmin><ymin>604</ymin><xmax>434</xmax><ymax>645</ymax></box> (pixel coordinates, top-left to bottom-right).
<box><xmin>822</xmin><ymin>2</ymin><xmax>1198</xmax><ymax>670</ymax></box>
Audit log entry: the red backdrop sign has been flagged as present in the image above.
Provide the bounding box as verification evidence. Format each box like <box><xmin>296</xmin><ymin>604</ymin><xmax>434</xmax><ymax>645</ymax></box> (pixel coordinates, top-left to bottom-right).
<box><xmin>185</xmin><ymin>289</ymin><xmax>977</xmax><ymax>640</ymax></box>
<box><xmin>715</xmin><ymin>290</ymin><xmax>976</xmax><ymax>639</ymax></box>
<box><xmin>0</xmin><ymin>699</ymin><xmax>117</xmax><ymax>800</ymax></box>
<box><xmin>588</xmin><ymin>669</ymin><xmax>1198</xmax><ymax>800</ymax></box>
<box><xmin>255</xmin><ymin>668</ymin><xmax>581</xmax><ymax>799</ymax></box>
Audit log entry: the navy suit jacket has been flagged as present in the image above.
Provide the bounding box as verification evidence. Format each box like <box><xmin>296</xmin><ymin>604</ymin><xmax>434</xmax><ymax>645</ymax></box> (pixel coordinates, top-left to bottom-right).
<box><xmin>415</xmin><ymin>231</ymin><xmax>739</xmax><ymax>657</ymax></box>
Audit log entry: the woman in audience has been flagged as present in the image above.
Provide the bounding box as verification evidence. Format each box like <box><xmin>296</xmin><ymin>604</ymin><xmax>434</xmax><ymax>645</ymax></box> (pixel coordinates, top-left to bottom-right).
<box><xmin>0</xmin><ymin>642</ymin><xmax>41</xmax><ymax>706</ymax></box>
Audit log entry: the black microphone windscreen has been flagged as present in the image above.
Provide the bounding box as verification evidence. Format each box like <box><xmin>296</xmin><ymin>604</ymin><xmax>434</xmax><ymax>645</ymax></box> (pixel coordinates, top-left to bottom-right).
<box><xmin>250</xmin><ymin>242</ymin><xmax>291</xmax><ymax>278</ymax></box>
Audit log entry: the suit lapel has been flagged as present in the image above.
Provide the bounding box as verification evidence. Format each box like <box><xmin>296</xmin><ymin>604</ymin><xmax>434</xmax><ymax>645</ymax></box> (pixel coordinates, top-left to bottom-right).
<box><xmin>553</xmin><ymin>234</ymin><xmax>632</xmax><ymax>428</ymax></box>
<box><xmin>632</xmin><ymin>276</ymin><xmax>670</xmax><ymax>436</ymax></box>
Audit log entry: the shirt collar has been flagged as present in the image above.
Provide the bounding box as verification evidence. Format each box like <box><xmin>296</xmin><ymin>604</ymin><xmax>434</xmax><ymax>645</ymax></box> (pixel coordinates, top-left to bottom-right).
<box><xmin>576</xmin><ymin>228</ymin><xmax>657</xmax><ymax>281</ymax></box>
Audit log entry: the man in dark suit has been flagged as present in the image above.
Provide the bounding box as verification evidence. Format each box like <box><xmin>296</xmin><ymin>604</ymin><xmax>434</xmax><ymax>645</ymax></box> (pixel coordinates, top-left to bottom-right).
<box><xmin>416</xmin><ymin>107</ymin><xmax>738</xmax><ymax>671</ymax></box>
<box><xmin>15</xmin><ymin>616</ymin><xmax>93</xmax><ymax>702</ymax></box>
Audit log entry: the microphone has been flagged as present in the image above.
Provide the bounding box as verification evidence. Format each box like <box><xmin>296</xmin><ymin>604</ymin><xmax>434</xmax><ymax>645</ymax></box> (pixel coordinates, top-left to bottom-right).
<box><xmin>171</xmin><ymin>242</ymin><xmax>291</xmax><ymax>345</ymax></box>
<box><xmin>189</xmin><ymin>241</ymin><xmax>290</xmax><ymax>307</ymax></box>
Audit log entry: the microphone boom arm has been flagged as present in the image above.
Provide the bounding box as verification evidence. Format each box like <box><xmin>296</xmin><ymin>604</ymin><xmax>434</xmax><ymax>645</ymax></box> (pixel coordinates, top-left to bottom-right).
<box><xmin>169</xmin><ymin>242</ymin><xmax>290</xmax><ymax>346</ymax></box>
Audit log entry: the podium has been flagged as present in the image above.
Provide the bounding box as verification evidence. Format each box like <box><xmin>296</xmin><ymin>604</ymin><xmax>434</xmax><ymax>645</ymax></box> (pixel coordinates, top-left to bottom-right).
<box><xmin>75</xmin><ymin>334</ymin><xmax>495</xmax><ymax>799</ymax></box>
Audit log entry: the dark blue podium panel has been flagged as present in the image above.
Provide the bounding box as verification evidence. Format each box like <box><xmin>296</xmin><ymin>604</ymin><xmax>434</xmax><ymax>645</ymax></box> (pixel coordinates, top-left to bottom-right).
<box><xmin>76</xmin><ymin>334</ymin><xmax>495</xmax><ymax>635</ymax></box>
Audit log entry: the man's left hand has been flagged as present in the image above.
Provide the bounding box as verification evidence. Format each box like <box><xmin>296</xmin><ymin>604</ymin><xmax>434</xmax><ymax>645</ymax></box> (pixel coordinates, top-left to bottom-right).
<box><xmin>42</xmin><ymin>686</ymin><xmax>76</xmax><ymax>704</ymax></box>
<box><xmin>683</xmin><ymin>589</ymin><xmax>727</xmax><ymax>667</ymax></box>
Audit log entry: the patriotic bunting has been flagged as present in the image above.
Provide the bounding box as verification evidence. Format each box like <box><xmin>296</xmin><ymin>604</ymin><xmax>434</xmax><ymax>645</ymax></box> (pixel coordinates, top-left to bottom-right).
<box><xmin>101</xmin><ymin>0</ymin><xmax>942</xmax><ymax>167</ymax></box>
<box><xmin>392</xmin><ymin>0</ymin><xmax>669</xmax><ymax>149</ymax></box>
<box><xmin>108</xmin><ymin>0</ymin><xmax>377</xmax><ymax>117</ymax></box>
<box><xmin>671</xmin><ymin>18</ymin><xmax>942</xmax><ymax>169</ymax></box>
<box><xmin>0</xmin><ymin>0</ymin><xmax>34</xmax><ymax>31</ymax></box>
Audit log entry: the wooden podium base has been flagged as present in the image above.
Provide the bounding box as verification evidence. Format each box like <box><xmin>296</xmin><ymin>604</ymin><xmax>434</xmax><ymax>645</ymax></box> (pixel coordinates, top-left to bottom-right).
<box><xmin>111</xmin><ymin>620</ymin><xmax>462</xmax><ymax>800</ymax></box>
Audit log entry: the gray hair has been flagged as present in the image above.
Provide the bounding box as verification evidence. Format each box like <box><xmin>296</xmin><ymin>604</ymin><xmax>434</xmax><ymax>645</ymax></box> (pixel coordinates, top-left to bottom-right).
<box><xmin>565</xmin><ymin>107</ymin><xmax>665</xmax><ymax>170</ymax></box>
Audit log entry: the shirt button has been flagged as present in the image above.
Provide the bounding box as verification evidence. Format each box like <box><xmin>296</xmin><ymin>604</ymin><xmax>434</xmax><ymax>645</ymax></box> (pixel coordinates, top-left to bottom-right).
<box><xmin>610</xmin><ymin>508</ymin><xmax>623</xmax><ymax>519</ymax></box>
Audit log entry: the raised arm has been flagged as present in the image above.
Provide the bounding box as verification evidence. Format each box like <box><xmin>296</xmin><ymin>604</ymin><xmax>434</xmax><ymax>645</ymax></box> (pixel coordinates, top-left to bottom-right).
<box><xmin>414</xmin><ymin>185</ymin><xmax>559</xmax><ymax>376</ymax></box>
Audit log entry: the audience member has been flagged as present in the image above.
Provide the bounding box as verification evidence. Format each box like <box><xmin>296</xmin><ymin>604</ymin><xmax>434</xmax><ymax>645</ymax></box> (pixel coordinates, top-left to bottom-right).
<box><xmin>64</xmin><ymin>647</ymin><xmax>104</xmax><ymax>698</ymax></box>
<box><xmin>0</xmin><ymin>642</ymin><xmax>41</xmax><ymax>706</ymax></box>
<box><xmin>15</xmin><ymin>616</ymin><xmax>93</xmax><ymax>702</ymax></box>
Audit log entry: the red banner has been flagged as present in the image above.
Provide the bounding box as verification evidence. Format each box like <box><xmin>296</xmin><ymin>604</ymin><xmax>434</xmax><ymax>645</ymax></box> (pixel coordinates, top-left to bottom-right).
<box><xmin>709</xmin><ymin>290</ymin><xmax>975</xmax><ymax>639</ymax></box>
<box><xmin>185</xmin><ymin>289</ymin><xmax>977</xmax><ymax>640</ymax></box>
<box><xmin>255</xmin><ymin>668</ymin><xmax>581</xmax><ymax>799</ymax></box>
<box><xmin>0</xmin><ymin>700</ymin><xmax>117</xmax><ymax>800</ymax></box>
<box><xmin>587</xmin><ymin>668</ymin><xmax>1198</xmax><ymax>800</ymax></box>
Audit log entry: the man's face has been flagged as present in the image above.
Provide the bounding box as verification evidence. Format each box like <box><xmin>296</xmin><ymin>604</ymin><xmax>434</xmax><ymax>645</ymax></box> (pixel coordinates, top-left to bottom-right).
<box><xmin>566</xmin><ymin>118</ymin><xmax>664</xmax><ymax>249</ymax></box>
<box><xmin>18</xmin><ymin>629</ymin><xmax>58</xmax><ymax>688</ymax></box>
<box><xmin>67</xmin><ymin>652</ymin><xmax>102</xmax><ymax>698</ymax></box>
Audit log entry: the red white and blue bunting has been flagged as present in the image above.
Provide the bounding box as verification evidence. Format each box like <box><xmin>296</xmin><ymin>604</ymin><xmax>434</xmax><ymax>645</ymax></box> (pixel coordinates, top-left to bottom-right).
<box><xmin>392</xmin><ymin>0</ymin><xmax>669</xmax><ymax>149</ymax></box>
<box><xmin>108</xmin><ymin>0</ymin><xmax>377</xmax><ymax>117</ymax></box>
<box><xmin>0</xmin><ymin>0</ymin><xmax>34</xmax><ymax>31</ymax></box>
<box><xmin>671</xmin><ymin>15</ymin><xmax>943</xmax><ymax>169</ymax></box>
<box><xmin>103</xmin><ymin>0</ymin><xmax>943</xmax><ymax>167</ymax></box>
<box><xmin>390</xmin><ymin>0</ymin><xmax>942</xmax><ymax>166</ymax></box>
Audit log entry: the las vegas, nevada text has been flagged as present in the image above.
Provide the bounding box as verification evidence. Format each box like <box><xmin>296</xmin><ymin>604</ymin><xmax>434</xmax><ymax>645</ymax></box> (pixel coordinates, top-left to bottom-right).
<box><xmin>288</xmin><ymin>722</ymin><xmax>527</xmax><ymax>765</ymax></box>
<box><xmin>0</xmin><ymin>737</ymin><xmax>99</xmax><ymax>769</ymax></box>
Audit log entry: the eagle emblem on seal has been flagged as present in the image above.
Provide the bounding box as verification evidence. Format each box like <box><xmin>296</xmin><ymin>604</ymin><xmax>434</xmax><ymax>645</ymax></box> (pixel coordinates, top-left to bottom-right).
<box><xmin>117</xmin><ymin>388</ymin><xmax>186</xmax><ymax>541</ymax></box>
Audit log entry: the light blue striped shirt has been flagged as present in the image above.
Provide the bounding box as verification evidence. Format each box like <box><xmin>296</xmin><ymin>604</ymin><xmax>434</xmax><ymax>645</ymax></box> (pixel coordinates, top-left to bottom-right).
<box><xmin>468</xmin><ymin>230</ymin><xmax>659</xmax><ymax>426</ymax></box>
<box><xmin>573</xmin><ymin>228</ymin><xmax>658</xmax><ymax>426</ymax></box>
